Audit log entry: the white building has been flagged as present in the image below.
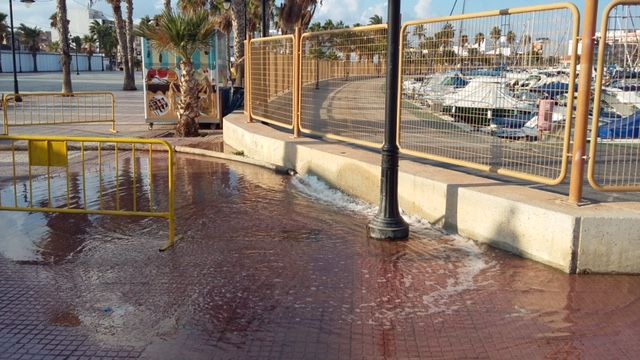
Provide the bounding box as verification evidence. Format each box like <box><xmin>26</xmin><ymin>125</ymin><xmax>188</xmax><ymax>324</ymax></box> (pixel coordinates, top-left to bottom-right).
<box><xmin>51</xmin><ymin>3</ymin><xmax>113</xmax><ymax>42</ymax></box>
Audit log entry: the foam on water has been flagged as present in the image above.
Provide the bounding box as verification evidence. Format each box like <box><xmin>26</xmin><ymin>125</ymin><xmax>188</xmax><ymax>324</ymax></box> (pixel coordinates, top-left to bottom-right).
<box><xmin>291</xmin><ymin>173</ymin><xmax>493</xmax><ymax>316</ymax></box>
<box><xmin>290</xmin><ymin>174</ymin><xmax>377</xmax><ymax>216</ymax></box>
<box><xmin>0</xmin><ymin>211</ymin><xmax>46</xmax><ymax>261</ymax></box>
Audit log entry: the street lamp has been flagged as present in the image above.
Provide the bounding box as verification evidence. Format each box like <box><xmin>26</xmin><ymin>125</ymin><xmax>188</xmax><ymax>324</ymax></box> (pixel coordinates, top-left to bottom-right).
<box><xmin>8</xmin><ymin>0</ymin><xmax>35</xmax><ymax>100</ymax></box>
<box><xmin>367</xmin><ymin>0</ymin><xmax>409</xmax><ymax>240</ymax></box>
<box><xmin>71</xmin><ymin>35</ymin><xmax>80</xmax><ymax>75</ymax></box>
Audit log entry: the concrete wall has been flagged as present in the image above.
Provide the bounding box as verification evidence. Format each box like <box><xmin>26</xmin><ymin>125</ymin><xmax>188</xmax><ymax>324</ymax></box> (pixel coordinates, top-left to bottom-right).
<box><xmin>224</xmin><ymin>115</ymin><xmax>640</xmax><ymax>274</ymax></box>
<box><xmin>1</xmin><ymin>51</ymin><xmax>105</xmax><ymax>73</ymax></box>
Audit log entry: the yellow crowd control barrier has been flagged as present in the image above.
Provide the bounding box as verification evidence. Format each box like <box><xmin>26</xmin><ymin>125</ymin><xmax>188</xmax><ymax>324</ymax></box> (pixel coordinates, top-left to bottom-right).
<box><xmin>398</xmin><ymin>4</ymin><xmax>579</xmax><ymax>185</ymax></box>
<box><xmin>2</xmin><ymin>92</ymin><xmax>116</xmax><ymax>135</ymax></box>
<box><xmin>249</xmin><ymin>35</ymin><xmax>296</xmax><ymax>129</ymax></box>
<box><xmin>0</xmin><ymin>135</ymin><xmax>175</xmax><ymax>250</ymax></box>
<box><xmin>589</xmin><ymin>0</ymin><xmax>640</xmax><ymax>192</ymax></box>
<box><xmin>299</xmin><ymin>25</ymin><xmax>388</xmax><ymax>148</ymax></box>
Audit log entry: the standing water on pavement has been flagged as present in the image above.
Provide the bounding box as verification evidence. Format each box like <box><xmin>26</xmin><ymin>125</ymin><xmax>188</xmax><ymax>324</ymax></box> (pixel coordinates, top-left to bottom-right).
<box><xmin>0</xmin><ymin>155</ymin><xmax>639</xmax><ymax>359</ymax></box>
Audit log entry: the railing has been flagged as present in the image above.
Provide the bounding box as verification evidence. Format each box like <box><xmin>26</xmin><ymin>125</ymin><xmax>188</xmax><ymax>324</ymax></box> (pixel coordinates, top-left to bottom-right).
<box><xmin>398</xmin><ymin>4</ymin><xmax>579</xmax><ymax>185</ymax></box>
<box><xmin>249</xmin><ymin>35</ymin><xmax>296</xmax><ymax>129</ymax></box>
<box><xmin>589</xmin><ymin>0</ymin><xmax>640</xmax><ymax>191</ymax></box>
<box><xmin>2</xmin><ymin>92</ymin><xmax>116</xmax><ymax>135</ymax></box>
<box><xmin>246</xmin><ymin>2</ymin><xmax>640</xmax><ymax>199</ymax></box>
<box><xmin>0</xmin><ymin>135</ymin><xmax>175</xmax><ymax>250</ymax></box>
<box><xmin>299</xmin><ymin>25</ymin><xmax>388</xmax><ymax>147</ymax></box>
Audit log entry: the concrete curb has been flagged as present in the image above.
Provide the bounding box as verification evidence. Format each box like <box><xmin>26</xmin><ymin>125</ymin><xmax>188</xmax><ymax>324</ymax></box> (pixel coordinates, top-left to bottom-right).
<box><xmin>173</xmin><ymin>145</ymin><xmax>293</xmax><ymax>175</ymax></box>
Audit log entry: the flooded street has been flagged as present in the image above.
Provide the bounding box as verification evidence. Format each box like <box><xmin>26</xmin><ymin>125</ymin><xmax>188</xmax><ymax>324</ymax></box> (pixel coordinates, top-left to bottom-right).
<box><xmin>1</xmin><ymin>155</ymin><xmax>640</xmax><ymax>359</ymax></box>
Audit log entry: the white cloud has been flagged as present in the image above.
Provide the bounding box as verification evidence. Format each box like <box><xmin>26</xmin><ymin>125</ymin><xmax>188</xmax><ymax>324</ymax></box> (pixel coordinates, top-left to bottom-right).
<box><xmin>414</xmin><ymin>0</ymin><xmax>432</xmax><ymax>19</ymax></box>
<box><xmin>358</xmin><ymin>2</ymin><xmax>387</xmax><ymax>25</ymax></box>
<box><xmin>316</xmin><ymin>0</ymin><xmax>360</xmax><ymax>25</ymax></box>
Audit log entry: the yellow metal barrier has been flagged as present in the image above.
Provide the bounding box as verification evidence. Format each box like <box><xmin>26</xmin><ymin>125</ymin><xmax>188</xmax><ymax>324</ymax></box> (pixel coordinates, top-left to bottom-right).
<box><xmin>589</xmin><ymin>0</ymin><xmax>640</xmax><ymax>192</ymax></box>
<box><xmin>2</xmin><ymin>92</ymin><xmax>116</xmax><ymax>135</ymax></box>
<box><xmin>299</xmin><ymin>25</ymin><xmax>388</xmax><ymax>148</ymax></box>
<box><xmin>249</xmin><ymin>35</ymin><xmax>296</xmax><ymax>129</ymax></box>
<box><xmin>0</xmin><ymin>135</ymin><xmax>175</xmax><ymax>250</ymax></box>
<box><xmin>398</xmin><ymin>4</ymin><xmax>579</xmax><ymax>185</ymax></box>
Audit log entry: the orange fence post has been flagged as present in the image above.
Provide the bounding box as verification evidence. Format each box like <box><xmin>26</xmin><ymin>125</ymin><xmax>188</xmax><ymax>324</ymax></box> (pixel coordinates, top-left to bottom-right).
<box><xmin>294</xmin><ymin>26</ymin><xmax>302</xmax><ymax>138</ymax></box>
<box><xmin>568</xmin><ymin>0</ymin><xmax>598</xmax><ymax>204</ymax></box>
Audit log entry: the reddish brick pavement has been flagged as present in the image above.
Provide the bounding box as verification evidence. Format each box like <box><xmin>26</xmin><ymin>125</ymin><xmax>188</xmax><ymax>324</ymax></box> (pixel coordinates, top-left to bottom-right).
<box><xmin>1</xmin><ymin>156</ymin><xmax>640</xmax><ymax>359</ymax></box>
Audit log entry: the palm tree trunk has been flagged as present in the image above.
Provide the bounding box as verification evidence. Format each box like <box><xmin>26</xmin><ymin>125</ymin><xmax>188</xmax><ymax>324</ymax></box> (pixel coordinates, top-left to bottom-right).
<box><xmin>57</xmin><ymin>0</ymin><xmax>73</xmax><ymax>93</ymax></box>
<box><xmin>32</xmin><ymin>52</ymin><xmax>38</xmax><ymax>72</ymax></box>
<box><xmin>125</xmin><ymin>0</ymin><xmax>137</xmax><ymax>88</ymax></box>
<box><xmin>226</xmin><ymin>32</ymin><xmax>232</xmax><ymax>82</ymax></box>
<box><xmin>88</xmin><ymin>55</ymin><xmax>92</xmax><ymax>71</ymax></box>
<box><xmin>164</xmin><ymin>0</ymin><xmax>171</xmax><ymax>12</ymax></box>
<box><xmin>231</xmin><ymin>0</ymin><xmax>246</xmax><ymax>87</ymax></box>
<box><xmin>176</xmin><ymin>60</ymin><xmax>200</xmax><ymax>137</ymax></box>
<box><xmin>110</xmin><ymin>0</ymin><xmax>135</xmax><ymax>90</ymax></box>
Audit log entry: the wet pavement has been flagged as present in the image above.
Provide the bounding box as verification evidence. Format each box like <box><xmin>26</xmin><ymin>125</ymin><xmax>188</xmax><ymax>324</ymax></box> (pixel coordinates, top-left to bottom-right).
<box><xmin>1</xmin><ymin>155</ymin><xmax>640</xmax><ymax>359</ymax></box>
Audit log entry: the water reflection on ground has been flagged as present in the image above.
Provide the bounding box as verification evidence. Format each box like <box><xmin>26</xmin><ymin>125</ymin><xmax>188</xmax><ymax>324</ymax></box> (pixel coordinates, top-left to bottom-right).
<box><xmin>1</xmin><ymin>155</ymin><xmax>639</xmax><ymax>359</ymax></box>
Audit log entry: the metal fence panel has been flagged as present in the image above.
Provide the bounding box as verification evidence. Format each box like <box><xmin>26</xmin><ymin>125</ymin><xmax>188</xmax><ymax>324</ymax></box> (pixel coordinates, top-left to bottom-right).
<box><xmin>398</xmin><ymin>4</ymin><xmax>579</xmax><ymax>185</ymax></box>
<box><xmin>589</xmin><ymin>1</ymin><xmax>640</xmax><ymax>191</ymax></box>
<box><xmin>0</xmin><ymin>136</ymin><xmax>175</xmax><ymax>250</ymax></box>
<box><xmin>300</xmin><ymin>25</ymin><xmax>388</xmax><ymax>148</ymax></box>
<box><xmin>2</xmin><ymin>92</ymin><xmax>116</xmax><ymax>135</ymax></box>
<box><xmin>249</xmin><ymin>35</ymin><xmax>296</xmax><ymax>129</ymax></box>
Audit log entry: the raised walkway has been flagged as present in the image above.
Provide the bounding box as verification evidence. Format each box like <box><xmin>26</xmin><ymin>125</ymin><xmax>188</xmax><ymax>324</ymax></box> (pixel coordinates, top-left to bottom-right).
<box><xmin>224</xmin><ymin>113</ymin><xmax>640</xmax><ymax>274</ymax></box>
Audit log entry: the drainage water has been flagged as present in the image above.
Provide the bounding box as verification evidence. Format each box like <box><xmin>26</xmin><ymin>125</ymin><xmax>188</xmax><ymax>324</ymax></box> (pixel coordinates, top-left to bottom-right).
<box><xmin>1</xmin><ymin>155</ymin><xmax>639</xmax><ymax>359</ymax></box>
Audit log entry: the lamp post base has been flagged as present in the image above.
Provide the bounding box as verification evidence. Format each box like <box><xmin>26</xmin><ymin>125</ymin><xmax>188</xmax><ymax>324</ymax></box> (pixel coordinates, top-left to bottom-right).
<box><xmin>367</xmin><ymin>215</ymin><xmax>409</xmax><ymax>240</ymax></box>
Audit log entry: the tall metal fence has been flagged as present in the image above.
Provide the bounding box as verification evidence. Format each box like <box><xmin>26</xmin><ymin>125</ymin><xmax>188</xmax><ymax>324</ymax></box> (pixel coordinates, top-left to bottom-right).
<box><xmin>246</xmin><ymin>2</ymin><xmax>640</xmax><ymax>200</ymax></box>
<box><xmin>249</xmin><ymin>35</ymin><xmax>296</xmax><ymax>129</ymax></box>
<box><xmin>0</xmin><ymin>135</ymin><xmax>176</xmax><ymax>250</ymax></box>
<box><xmin>2</xmin><ymin>92</ymin><xmax>116</xmax><ymax>135</ymax></box>
<box><xmin>398</xmin><ymin>4</ymin><xmax>579</xmax><ymax>185</ymax></box>
<box><xmin>299</xmin><ymin>25</ymin><xmax>388</xmax><ymax>147</ymax></box>
<box><xmin>589</xmin><ymin>0</ymin><xmax>640</xmax><ymax>191</ymax></box>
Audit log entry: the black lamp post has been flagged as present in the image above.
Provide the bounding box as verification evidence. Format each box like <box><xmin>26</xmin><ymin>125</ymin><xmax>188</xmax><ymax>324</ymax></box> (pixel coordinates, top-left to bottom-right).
<box><xmin>367</xmin><ymin>0</ymin><xmax>409</xmax><ymax>240</ymax></box>
<box><xmin>261</xmin><ymin>0</ymin><xmax>268</xmax><ymax>38</ymax></box>
<box><xmin>8</xmin><ymin>0</ymin><xmax>35</xmax><ymax>99</ymax></box>
<box><xmin>72</xmin><ymin>35</ymin><xmax>80</xmax><ymax>75</ymax></box>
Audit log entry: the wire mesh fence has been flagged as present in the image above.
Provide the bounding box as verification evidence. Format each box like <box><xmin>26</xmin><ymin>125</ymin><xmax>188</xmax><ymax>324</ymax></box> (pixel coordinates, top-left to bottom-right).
<box><xmin>398</xmin><ymin>4</ymin><xmax>579</xmax><ymax>184</ymax></box>
<box><xmin>300</xmin><ymin>25</ymin><xmax>388</xmax><ymax>147</ymax></box>
<box><xmin>2</xmin><ymin>93</ymin><xmax>116</xmax><ymax>135</ymax></box>
<box><xmin>589</xmin><ymin>1</ymin><xmax>640</xmax><ymax>191</ymax></box>
<box><xmin>249</xmin><ymin>35</ymin><xmax>296</xmax><ymax>129</ymax></box>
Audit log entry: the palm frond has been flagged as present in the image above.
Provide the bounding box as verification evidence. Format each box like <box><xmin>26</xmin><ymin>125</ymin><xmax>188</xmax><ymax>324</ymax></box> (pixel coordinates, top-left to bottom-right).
<box><xmin>135</xmin><ymin>9</ymin><xmax>217</xmax><ymax>61</ymax></box>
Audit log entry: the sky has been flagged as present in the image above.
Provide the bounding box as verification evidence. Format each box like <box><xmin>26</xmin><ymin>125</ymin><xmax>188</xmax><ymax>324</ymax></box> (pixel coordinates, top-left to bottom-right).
<box><xmin>4</xmin><ymin>0</ymin><xmax>613</xmax><ymax>34</ymax></box>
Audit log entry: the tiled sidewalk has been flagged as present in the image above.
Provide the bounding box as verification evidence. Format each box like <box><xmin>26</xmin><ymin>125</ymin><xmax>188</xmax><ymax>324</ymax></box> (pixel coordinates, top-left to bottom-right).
<box><xmin>1</xmin><ymin>156</ymin><xmax>640</xmax><ymax>359</ymax></box>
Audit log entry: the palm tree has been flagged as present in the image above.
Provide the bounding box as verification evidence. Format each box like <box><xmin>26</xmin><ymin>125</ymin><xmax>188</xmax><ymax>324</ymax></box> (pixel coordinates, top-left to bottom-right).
<box><xmin>164</xmin><ymin>0</ymin><xmax>172</xmax><ymax>12</ymax></box>
<box><xmin>278</xmin><ymin>0</ymin><xmax>319</xmax><ymax>34</ymax></box>
<box><xmin>55</xmin><ymin>0</ymin><xmax>73</xmax><ymax>93</ymax></box>
<box><xmin>506</xmin><ymin>30</ymin><xmax>516</xmax><ymax>60</ymax></box>
<box><xmin>368</xmin><ymin>14</ymin><xmax>383</xmax><ymax>25</ymax></box>
<box><xmin>474</xmin><ymin>32</ymin><xmax>484</xmax><ymax>48</ymax></box>
<box><xmin>48</xmin><ymin>41</ymin><xmax>61</xmax><ymax>53</ymax></box>
<box><xmin>246</xmin><ymin>0</ymin><xmax>261</xmax><ymax>36</ymax></box>
<box><xmin>178</xmin><ymin>0</ymin><xmax>207</xmax><ymax>12</ymax></box>
<box><xmin>230</xmin><ymin>0</ymin><xmax>246</xmax><ymax>86</ymax></box>
<box><xmin>107</xmin><ymin>0</ymin><xmax>136</xmax><ymax>90</ymax></box>
<box><xmin>90</xmin><ymin>20</ymin><xmax>116</xmax><ymax>63</ymax></box>
<box><xmin>136</xmin><ymin>9</ymin><xmax>217</xmax><ymax>137</ymax></box>
<box><xmin>490</xmin><ymin>26</ymin><xmax>501</xmax><ymax>55</ymax></box>
<box><xmin>0</xmin><ymin>12</ymin><xmax>8</xmax><ymax>73</ymax></box>
<box><xmin>17</xmin><ymin>24</ymin><xmax>43</xmax><ymax>72</ymax></box>
<box><xmin>125</xmin><ymin>0</ymin><xmax>136</xmax><ymax>85</ymax></box>
<box><xmin>82</xmin><ymin>34</ymin><xmax>97</xmax><ymax>71</ymax></box>
<box><xmin>216</xmin><ymin>9</ymin><xmax>233</xmax><ymax>81</ymax></box>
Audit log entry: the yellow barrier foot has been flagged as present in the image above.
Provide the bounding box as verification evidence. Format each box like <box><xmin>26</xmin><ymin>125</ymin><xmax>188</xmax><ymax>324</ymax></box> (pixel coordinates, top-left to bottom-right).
<box><xmin>159</xmin><ymin>235</ymin><xmax>182</xmax><ymax>252</ymax></box>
